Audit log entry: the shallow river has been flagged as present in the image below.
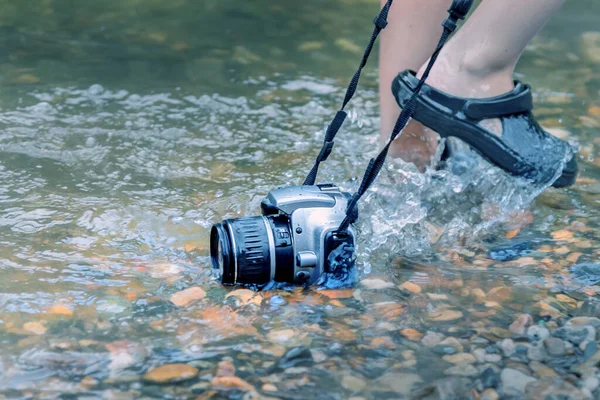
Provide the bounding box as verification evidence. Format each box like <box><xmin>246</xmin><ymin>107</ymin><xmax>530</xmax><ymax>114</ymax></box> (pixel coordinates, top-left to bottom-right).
<box><xmin>1</xmin><ymin>0</ymin><xmax>600</xmax><ymax>398</ymax></box>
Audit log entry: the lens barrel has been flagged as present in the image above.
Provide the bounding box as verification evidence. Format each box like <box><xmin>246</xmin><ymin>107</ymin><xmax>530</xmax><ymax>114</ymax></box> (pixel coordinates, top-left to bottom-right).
<box><xmin>211</xmin><ymin>216</ymin><xmax>275</xmax><ymax>285</ymax></box>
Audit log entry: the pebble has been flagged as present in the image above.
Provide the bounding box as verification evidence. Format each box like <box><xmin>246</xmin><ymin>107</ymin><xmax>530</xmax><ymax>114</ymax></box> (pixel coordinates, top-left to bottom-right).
<box><xmin>544</xmin><ymin>337</ymin><xmax>566</xmax><ymax>356</ymax></box>
<box><xmin>143</xmin><ymin>364</ymin><xmax>199</xmax><ymax>384</ymax></box>
<box><xmin>527</xmin><ymin>342</ymin><xmax>548</xmax><ymax>362</ymax></box>
<box><xmin>444</xmin><ymin>364</ymin><xmax>478</xmax><ymax>377</ymax></box>
<box><xmin>473</xmin><ymin>348</ymin><xmax>486</xmax><ymax>363</ymax></box>
<box><xmin>439</xmin><ymin>337</ymin><xmax>464</xmax><ymax>352</ymax></box>
<box><xmin>480</xmin><ymin>367</ymin><xmax>500</xmax><ymax>389</ymax></box>
<box><xmin>216</xmin><ymin>360</ymin><xmax>235</xmax><ymax>377</ymax></box>
<box><xmin>377</xmin><ymin>373</ymin><xmax>422</xmax><ymax>394</ymax></box>
<box><xmin>211</xmin><ymin>376</ymin><xmax>255</xmax><ymax>392</ymax></box>
<box><xmin>400</xmin><ymin>328</ymin><xmax>423</xmax><ymax>341</ymax></box>
<box><xmin>433</xmin><ymin>345</ymin><xmax>458</xmax><ymax>356</ymax></box>
<box><xmin>487</xmin><ymin>286</ymin><xmax>512</xmax><ymax>302</ymax></box>
<box><xmin>428</xmin><ymin>310</ymin><xmax>463</xmax><ymax>322</ymax></box>
<box><xmin>421</xmin><ymin>331</ymin><xmax>445</xmax><ymax>347</ymax></box>
<box><xmin>399</xmin><ymin>282</ymin><xmax>421</xmax><ymax>293</ymax></box>
<box><xmin>584</xmin><ymin>376</ymin><xmax>599</xmax><ymax>392</ymax></box>
<box><xmin>529</xmin><ymin>361</ymin><xmax>558</xmax><ymax>378</ymax></box>
<box><xmin>341</xmin><ymin>375</ymin><xmax>366</xmax><ymax>392</ymax></box>
<box><xmin>267</xmin><ymin>329</ymin><xmax>296</xmax><ymax>344</ymax></box>
<box><xmin>582</xmin><ymin>340</ymin><xmax>598</xmax><ymax>362</ymax></box>
<box><xmin>442</xmin><ymin>353</ymin><xmax>476</xmax><ymax>364</ymax></box>
<box><xmin>567</xmin><ymin>317</ymin><xmax>600</xmax><ymax>328</ymax></box>
<box><xmin>527</xmin><ymin>325</ymin><xmax>550</xmax><ymax>342</ymax></box>
<box><xmin>501</xmin><ymin>368</ymin><xmax>537</xmax><ymax>396</ymax></box>
<box><xmin>484</xmin><ymin>354</ymin><xmax>502</xmax><ymax>363</ymax></box>
<box><xmin>524</xmin><ymin>377</ymin><xmax>589</xmax><ymax>400</ymax></box>
<box><xmin>481</xmin><ymin>388</ymin><xmax>499</xmax><ymax>400</ymax></box>
<box><xmin>509</xmin><ymin>314</ymin><xmax>533</xmax><ymax>335</ymax></box>
<box><xmin>169</xmin><ymin>287</ymin><xmax>206</xmax><ymax>307</ymax></box>
<box><xmin>500</xmin><ymin>339</ymin><xmax>516</xmax><ymax>357</ymax></box>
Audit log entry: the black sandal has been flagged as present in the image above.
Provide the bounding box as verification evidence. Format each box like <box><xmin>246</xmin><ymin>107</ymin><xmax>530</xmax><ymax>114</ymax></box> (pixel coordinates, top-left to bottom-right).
<box><xmin>392</xmin><ymin>70</ymin><xmax>578</xmax><ymax>188</ymax></box>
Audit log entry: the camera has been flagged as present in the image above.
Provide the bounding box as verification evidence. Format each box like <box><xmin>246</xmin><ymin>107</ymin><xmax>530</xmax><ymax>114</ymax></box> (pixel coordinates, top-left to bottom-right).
<box><xmin>210</xmin><ymin>184</ymin><xmax>357</xmax><ymax>285</ymax></box>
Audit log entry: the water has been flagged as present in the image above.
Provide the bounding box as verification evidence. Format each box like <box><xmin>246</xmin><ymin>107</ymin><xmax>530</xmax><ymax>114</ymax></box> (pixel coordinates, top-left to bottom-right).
<box><xmin>1</xmin><ymin>0</ymin><xmax>600</xmax><ymax>397</ymax></box>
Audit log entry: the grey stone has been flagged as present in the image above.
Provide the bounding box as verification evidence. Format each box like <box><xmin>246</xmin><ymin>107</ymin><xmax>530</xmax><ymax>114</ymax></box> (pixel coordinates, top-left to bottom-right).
<box><xmin>378</xmin><ymin>372</ymin><xmax>422</xmax><ymax>395</ymax></box>
<box><xmin>410</xmin><ymin>377</ymin><xmax>472</xmax><ymax>400</ymax></box>
<box><xmin>544</xmin><ymin>337</ymin><xmax>566</xmax><ymax>357</ymax></box>
<box><xmin>484</xmin><ymin>354</ymin><xmax>502</xmax><ymax>363</ymax></box>
<box><xmin>421</xmin><ymin>331</ymin><xmax>445</xmax><ymax>347</ymax></box>
<box><xmin>582</xmin><ymin>340</ymin><xmax>598</xmax><ymax>362</ymax></box>
<box><xmin>524</xmin><ymin>377</ymin><xmax>589</xmax><ymax>400</ymax></box>
<box><xmin>583</xmin><ymin>376</ymin><xmax>599</xmax><ymax>392</ymax></box>
<box><xmin>527</xmin><ymin>343</ymin><xmax>548</xmax><ymax>362</ymax></box>
<box><xmin>500</xmin><ymin>368</ymin><xmax>537</xmax><ymax>396</ymax></box>
<box><xmin>567</xmin><ymin>317</ymin><xmax>600</xmax><ymax>328</ymax></box>
<box><xmin>444</xmin><ymin>364</ymin><xmax>478</xmax><ymax>377</ymax></box>
<box><xmin>480</xmin><ymin>367</ymin><xmax>499</xmax><ymax>389</ymax></box>
<box><xmin>527</xmin><ymin>325</ymin><xmax>550</xmax><ymax>342</ymax></box>
<box><xmin>500</xmin><ymin>339</ymin><xmax>516</xmax><ymax>357</ymax></box>
<box><xmin>473</xmin><ymin>348</ymin><xmax>487</xmax><ymax>363</ymax></box>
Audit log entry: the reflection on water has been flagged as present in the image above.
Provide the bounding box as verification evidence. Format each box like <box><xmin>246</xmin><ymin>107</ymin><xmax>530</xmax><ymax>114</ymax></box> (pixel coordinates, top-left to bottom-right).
<box><xmin>1</xmin><ymin>0</ymin><xmax>600</xmax><ymax>397</ymax></box>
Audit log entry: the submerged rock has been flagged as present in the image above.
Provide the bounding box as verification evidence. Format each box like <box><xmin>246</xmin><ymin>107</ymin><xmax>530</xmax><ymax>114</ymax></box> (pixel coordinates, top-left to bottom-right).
<box><xmin>570</xmin><ymin>263</ymin><xmax>600</xmax><ymax>285</ymax></box>
<box><xmin>488</xmin><ymin>241</ymin><xmax>532</xmax><ymax>261</ymax></box>
<box><xmin>500</xmin><ymin>368</ymin><xmax>537</xmax><ymax>396</ymax></box>
<box><xmin>143</xmin><ymin>364</ymin><xmax>199</xmax><ymax>384</ymax></box>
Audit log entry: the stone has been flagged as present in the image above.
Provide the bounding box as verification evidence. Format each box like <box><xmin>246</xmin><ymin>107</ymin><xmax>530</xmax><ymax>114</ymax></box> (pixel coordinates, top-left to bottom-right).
<box><xmin>581</xmin><ymin>31</ymin><xmax>600</xmax><ymax>64</ymax></box>
<box><xmin>225</xmin><ymin>289</ymin><xmax>262</xmax><ymax>306</ymax></box>
<box><xmin>529</xmin><ymin>361</ymin><xmax>558</xmax><ymax>378</ymax></box>
<box><xmin>439</xmin><ymin>337</ymin><xmax>464</xmax><ymax>352</ymax></box>
<box><xmin>191</xmin><ymin>382</ymin><xmax>210</xmax><ymax>394</ymax></box>
<box><xmin>480</xmin><ymin>367</ymin><xmax>500</xmax><ymax>389</ymax></box>
<box><xmin>543</xmin><ymin>337</ymin><xmax>566</xmax><ymax>357</ymax></box>
<box><xmin>143</xmin><ymin>364</ymin><xmax>199</xmax><ymax>384</ymax></box>
<box><xmin>399</xmin><ymin>282</ymin><xmax>421</xmax><ymax>293</ymax></box>
<box><xmin>567</xmin><ymin>317</ymin><xmax>600</xmax><ymax>328</ymax></box>
<box><xmin>216</xmin><ymin>361</ymin><xmax>235</xmax><ymax>377</ymax></box>
<box><xmin>377</xmin><ymin>373</ymin><xmax>422</xmax><ymax>395</ymax></box>
<box><xmin>481</xmin><ymin>388</ymin><xmax>499</xmax><ymax>400</ymax></box>
<box><xmin>473</xmin><ymin>348</ymin><xmax>486</xmax><ymax>363</ymax></box>
<box><xmin>487</xmin><ymin>286</ymin><xmax>512</xmax><ymax>302</ymax></box>
<box><xmin>49</xmin><ymin>305</ymin><xmax>74</xmax><ymax>316</ymax></box>
<box><xmin>527</xmin><ymin>325</ymin><xmax>550</xmax><ymax>342</ymax></box>
<box><xmin>527</xmin><ymin>343</ymin><xmax>548</xmax><ymax>362</ymax></box>
<box><xmin>80</xmin><ymin>376</ymin><xmax>99</xmax><ymax>388</ymax></box>
<box><xmin>444</xmin><ymin>364</ymin><xmax>478</xmax><ymax>377</ymax></box>
<box><xmin>211</xmin><ymin>376</ymin><xmax>255</xmax><ymax>392</ymax></box>
<box><xmin>484</xmin><ymin>354</ymin><xmax>502</xmax><ymax>363</ymax></box>
<box><xmin>360</xmin><ymin>278</ymin><xmax>394</xmax><ymax>290</ymax></box>
<box><xmin>525</xmin><ymin>377</ymin><xmax>589</xmax><ymax>400</ymax></box>
<box><xmin>341</xmin><ymin>375</ymin><xmax>366</xmax><ymax>392</ymax></box>
<box><xmin>584</xmin><ymin>376</ymin><xmax>599</xmax><ymax>392</ymax></box>
<box><xmin>442</xmin><ymin>353</ymin><xmax>476</xmax><ymax>365</ymax></box>
<box><xmin>582</xmin><ymin>340</ymin><xmax>598</xmax><ymax>362</ymax></box>
<box><xmin>400</xmin><ymin>328</ymin><xmax>423</xmax><ymax>341</ymax></box>
<box><xmin>422</xmin><ymin>331</ymin><xmax>445</xmax><ymax>347</ymax></box>
<box><xmin>410</xmin><ymin>378</ymin><xmax>472</xmax><ymax>400</ymax></box>
<box><xmin>500</xmin><ymin>368</ymin><xmax>537</xmax><ymax>396</ymax></box>
<box><xmin>267</xmin><ymin>329</ymin><xmax>296</xmax><ymax>344</ymax></box>
<box><xmin>272</xmin><ymin>347</ymin><xmax>313</xmax><ymax>371</ymax></box>
<box><xmin>433</xmin><ymin>346</ymin><xmax>458</xmax><ymax>356</ymax></box>
<box><xmin>23</xmin><ymin>322</ymin><xmax>47</xmax><ymax>335</ymax></box>
<box><xmin>500</xmin><ymin>339</ymin><xmax>516</xmax><ymax>357</ymax></box>
<box><xmin>509</xmin><ymin>314</ymin><xmax>533</xmax><ymax>335</ymax></box>
<box><xmin>169</xmin><ymin>287</ymin><xmax>206</xmax><ymax>307</ymax></box>
<box><xmin>428</xmin><ymin>310</ymin><xmax>463</xmax><ymax>322</ymax></box>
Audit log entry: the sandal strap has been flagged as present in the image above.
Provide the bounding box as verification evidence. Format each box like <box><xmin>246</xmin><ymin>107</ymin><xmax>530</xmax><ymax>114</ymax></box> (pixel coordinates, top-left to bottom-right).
<box><xmin>396</xmin><ymin>70</ymin><xmax>534</xmax><ymax>121</ymax></box>
<box><xmin>463</xmin><ymin>88</ymin><xmax>533</xmax><ymax>120</ymax></box>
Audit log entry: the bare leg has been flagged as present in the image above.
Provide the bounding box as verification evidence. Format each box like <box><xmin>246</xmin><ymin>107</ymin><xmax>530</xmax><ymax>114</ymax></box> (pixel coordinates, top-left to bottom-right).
<box><xmin>379</xmin><ymin>0</ymin><xmax>452</xmax><ymax>168</ymax></box>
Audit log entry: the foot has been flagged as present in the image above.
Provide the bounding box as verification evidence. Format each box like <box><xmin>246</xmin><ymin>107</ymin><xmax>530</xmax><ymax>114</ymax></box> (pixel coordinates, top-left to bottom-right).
<box><xmin>389</xmin><ymin>53</ymin><xmax>515</xmax><ymax>167</ymax></box>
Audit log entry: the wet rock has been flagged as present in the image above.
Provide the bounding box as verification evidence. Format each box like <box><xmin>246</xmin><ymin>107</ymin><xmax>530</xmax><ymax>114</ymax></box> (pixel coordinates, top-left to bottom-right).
<box><xmin>500</xmin><ymin>339</ymin><xmax>516</xmax><ymax>357</ymax></box>
<box><xmin>544</xmin><ymin>337</ymin><xmax>566</xmax><ymax>357</ymax></box>
<box><xmin>527</xmin><ymin>325</ymin><xmax>550</xmax><ymax>342</ymax></box>
<box><xmin>527</xmin><ymin>342</ymin><xmax>548</xmax><ymax>362</ymax></box>
<box><xmin>226</xmin><ymin>289</ymin><xmax>262</xmax><ymax>307</ymax></box>
<box><xmin>341</xmin><ymin>375</ymin><xmax>366</xmax><ymax>392</ymax></box>
<box><xmin>480</xmin><ymin>388</ymin><xmax>499</xmax><ymax>400</ymax></box>
<box><xmin>211</xmin><ymin>376</ymin><xmax>255</xmax><ymax>392</ymax></box>
<box><xmin>568</xmin><ymin>317</ymin><xmax>600</xmax><ymax>328</ymax></box>
<box><xmin>262</xmin><ymin>383</ymin><xmax>278</xmax><ymax>392</ymax></box>
<box><xmin>433</xmin><ymin>345</ymin><xmax>458</xmax><ymax>356</ymax></box>
<box><xmin>473</xmin><ymin>348</ymin><xmax>486</xmax><ymax>363</ymax></box>
<box><xmin>49</xmin><ymin>305</ymin><xmax>74</xmax><ymax>317</ymax></box>
<box><xmin>399</xmin><ymin>282</ymin><xmax>422</xmax><ymax>293</ymax></box>
<box><xmin>267</xmin><ymin>329</ymin><xmax>296</xmax><ymax>344</ymax></box>
<box><xmin>143</xmin><ymin>364</ymin><xmax>199</xmax><ymax>384</ymax></box>
<box><xmin>487</xmin><ymin>286</ymin><xmax>512</xmax><ymax>303</ymax></box>
<box><xmin>410</xmin><ymin>377</ymin><xmax>472</xmax><ymax>400</ymax></box>
<box><xmin>500</xmin><ymin>368</ymin><xmax>537</xmax><ymax>396</ymax></box>
<box><xmin>509</xmin><ymin>314</ymin><xmax>533</xmax><ymax>335</ymax></box>
<box><xmin>216</xmin><ymin>361</ymin><xmax>235</xmax><ymax>377</ymax></box>
<box><xmin>488</xmin><ymin>241</ymin><xmax>532</xmax><ymax>261</ymax></box>
<box><xmin>529</xmin><ymin>361</ymin><xmax>558</xmax><ymax>378</ymax></box>
<box><xmin>191</xmin><ymin>382</ymin><xmax>210</xmax><ymax>394</ymax></box>
<box><xmin>169</xmin><ymin>287</ymin><xmax>206</xmax><ymax>307</ymax></box>
<box><xmin>484</xmin><ymin>354</ymin><xmax>502</xmax><ymax>363</ymax></box>
<box><xmin>439</xmin><ymin>337</ymin><xmax>464</xmax><ymax>351</ymax></box>
<box><xmin>400</xmin><ymin>328</ymin><xmax>423</xmax><ymax>341</ymax></box>
<box><xmin>582</xmin><ymin>340</ymin><xmax>598</xmax><ymax>362</ymax></box>
<box><xmin>271</xmin><ymin>347</ymin><xmax>313</xmax><ymax>372</ymax></box>
<box><xmin>422</xmin><ymin>331</ymin><xmax>445</xmax><ymax>347</ymax></box>
<box><xmin>480</xmin><ymin>367</ymin><xmax>500</xmax><ymax>389</ymax></box>
<box><xmin>555</xmin><ymin>325</ymin><xmax>596</xmax><ymax>345</ymax></box>
<box><xmin>444</xmin><ymin>364</ymin><xmax>478</xmax><ymax>377</ymax></box>
<box><xmin>378</xmin><ymin>372</ymin><xmax>422</xmax><ymax>395</ymax></box>
<box><xmin>570</xmin><ymin>263</ymin><xmax>600</xmax><ymax>285</ymax></box>
<box><xmin>442</xmin><ymin>353</ymin><xmax>476</xmax><ymax>364</ymax></box>
<box><xmin>428</xmin><ymin>310</ymin><xmax>463</xmax><ymax>322</ymax></box>
<box><xmin>581</xmin><ymin>31</ymin><xmax>600</xmax><ymax>64</ymax></box>
<box><xmin>23</xmin><ymin>321</ymin><xmax>47</xmax><ymax>335</ymax></box>
<box><xmin>80</xmin><ymin>376</ymin><xmax>99</xmax><ymax>388</ymax></box>
<box><xmin>525</xmin><ymin>377</ymin><xmax>589</xmax><ymax>400</ymax></box>
<box><xmin>584</xmin><ymin>376</ymin><xmax>599</xmax><ymax>392</ymax></box>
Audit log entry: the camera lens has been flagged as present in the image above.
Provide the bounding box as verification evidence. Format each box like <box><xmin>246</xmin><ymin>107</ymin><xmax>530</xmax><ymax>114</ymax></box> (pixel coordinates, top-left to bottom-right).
<box><xmin>210</xmin><ymin>216</ymin><xmax>280</xmax><ymax>285</ymax></box>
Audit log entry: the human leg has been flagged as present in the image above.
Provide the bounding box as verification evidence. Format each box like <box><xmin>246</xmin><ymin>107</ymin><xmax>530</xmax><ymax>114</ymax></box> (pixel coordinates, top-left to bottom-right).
<box><xmin>379</xmin><ymin>0</ymin><xmax>452</xmax><ymax>168</ymax></box>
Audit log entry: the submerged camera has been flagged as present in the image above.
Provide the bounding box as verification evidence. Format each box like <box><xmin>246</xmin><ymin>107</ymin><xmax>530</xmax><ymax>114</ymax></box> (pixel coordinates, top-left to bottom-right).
<box><xmin>210</xmin><ymin>184</ymin><xmax>356</xmax><ymax>285</ymax></box>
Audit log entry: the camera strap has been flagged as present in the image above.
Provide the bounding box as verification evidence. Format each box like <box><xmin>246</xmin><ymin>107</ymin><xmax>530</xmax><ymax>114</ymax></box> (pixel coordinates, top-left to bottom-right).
<box><xmin>299</xmin><ymin>0</ymin><xmax>474</xmax><ymax>232</ymax></box>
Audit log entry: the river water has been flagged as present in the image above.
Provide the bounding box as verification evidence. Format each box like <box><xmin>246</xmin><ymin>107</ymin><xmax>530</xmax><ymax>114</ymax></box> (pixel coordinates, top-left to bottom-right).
<box><xmin>1</xmin><ymin>0</ymin><xmax>600</xmax><ymax>398</ymax></box>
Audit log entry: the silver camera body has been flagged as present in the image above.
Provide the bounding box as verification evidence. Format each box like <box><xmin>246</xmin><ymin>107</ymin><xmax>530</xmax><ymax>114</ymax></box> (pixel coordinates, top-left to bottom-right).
<box><xmin>210</xmin><ymin>184</ymin><xmax>356</xmax><ymax>286</ymax></box>
<box><xmin>260</xmin><ymin>184</ymin><xmax>356</xmax><ymax>285</ymax></box>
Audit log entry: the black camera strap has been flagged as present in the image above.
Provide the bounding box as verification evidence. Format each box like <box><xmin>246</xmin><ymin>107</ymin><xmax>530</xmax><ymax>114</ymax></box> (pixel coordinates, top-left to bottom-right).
<box><xmin>300</xmin><ymin>0</ymin><xmax>473</xmax><ymax>232</ymax></box>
